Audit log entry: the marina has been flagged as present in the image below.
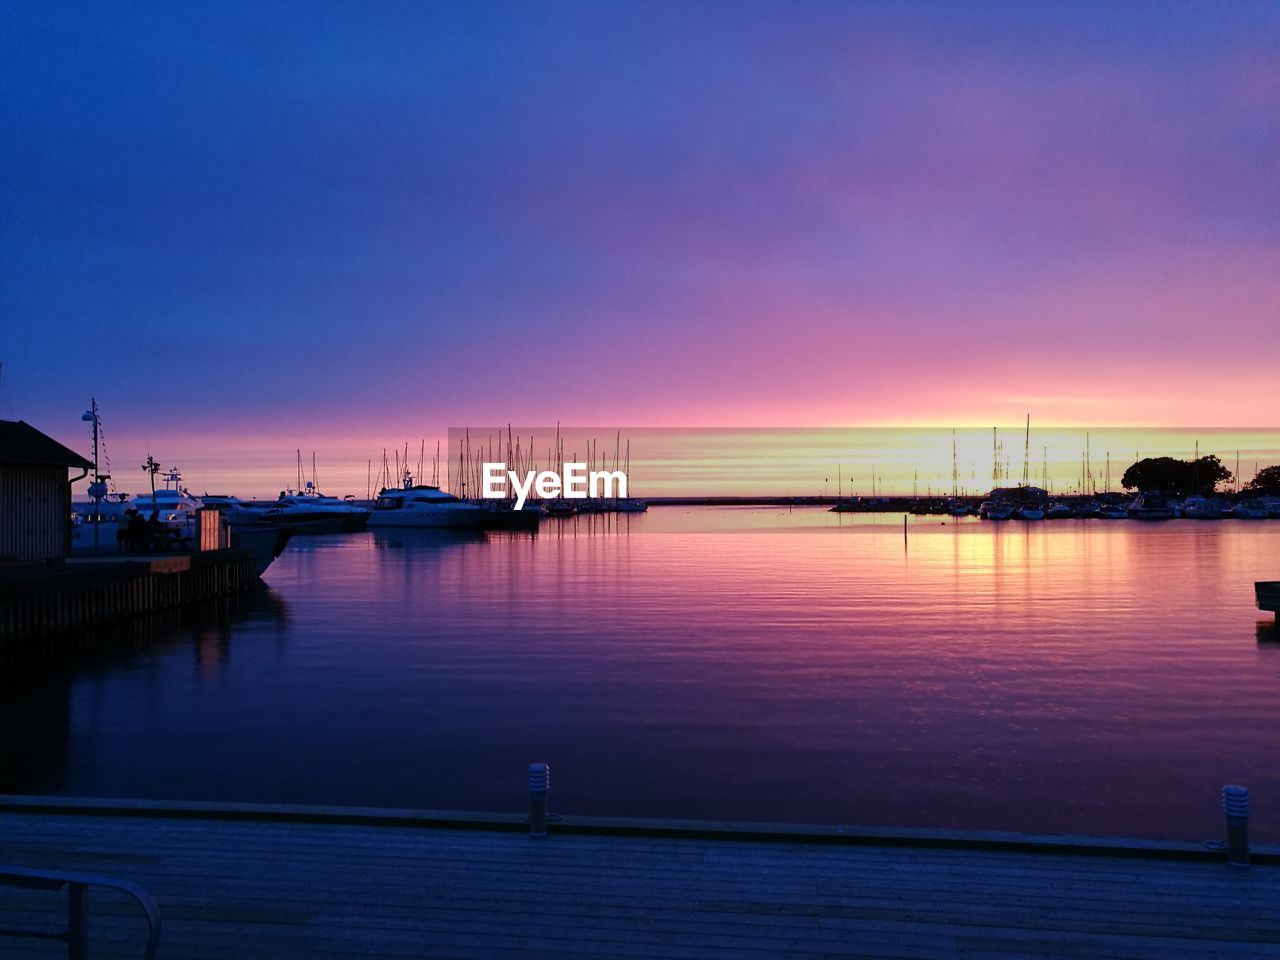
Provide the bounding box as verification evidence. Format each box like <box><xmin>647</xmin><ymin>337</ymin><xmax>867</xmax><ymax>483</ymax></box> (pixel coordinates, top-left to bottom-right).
<box><xmin>4</xmin><ymin>509</ymin><xmax>1278</xmax><ymax>842</ymax></box>
<box><xmin>4</xmin><ymin>1</ymin><xmax>1280</xmax><ymax>954</ymax></box>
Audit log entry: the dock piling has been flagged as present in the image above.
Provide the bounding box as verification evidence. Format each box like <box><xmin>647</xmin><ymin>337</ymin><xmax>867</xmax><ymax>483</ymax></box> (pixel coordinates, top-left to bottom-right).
<box><xmin>1223</xmin><ymin>784</ymin><xmax>1249</xmax><ymax>867</ymax></box>
<box><xmin>528</xmin><ymin>762</ymin><xmax>550</xmax><ymax>838</ymax></box>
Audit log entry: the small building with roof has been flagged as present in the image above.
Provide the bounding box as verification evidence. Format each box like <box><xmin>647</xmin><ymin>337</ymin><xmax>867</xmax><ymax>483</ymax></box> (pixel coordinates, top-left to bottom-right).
<box><xmin>0</xmin><ymin>420</ymin><xmax>92</xmax><ymax>562</ymax></box>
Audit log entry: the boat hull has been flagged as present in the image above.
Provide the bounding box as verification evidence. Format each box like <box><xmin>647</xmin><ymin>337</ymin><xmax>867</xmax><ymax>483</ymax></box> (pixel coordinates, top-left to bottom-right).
<box><xmin>230</xmin><ymin>525</ymin><xmax>294</xmax><ymax>576</ymax></box>
<box><xmin>366</xmin><ymin>510</ymin><xmax>485</xmax><ymax>529</ymax></box>
<box><xmin>1127</xmin><ymin>509</ymin><xmax>1172</xmax><ymax>520</ymax></box>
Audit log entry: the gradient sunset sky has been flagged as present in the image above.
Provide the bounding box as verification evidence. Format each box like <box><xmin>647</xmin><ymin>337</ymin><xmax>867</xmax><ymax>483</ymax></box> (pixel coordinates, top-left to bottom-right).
<box><xmin>2</xmin><ymin>2</ymin><xmax>1277</xmax><ymax>495</ymax></box>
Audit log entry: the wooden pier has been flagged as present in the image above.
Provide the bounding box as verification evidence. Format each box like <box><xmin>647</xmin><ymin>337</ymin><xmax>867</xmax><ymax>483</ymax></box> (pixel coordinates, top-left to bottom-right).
<box><xmin>0</xmin><ymin>550</ymin><xmax>259</xmax><ymax>645</ymax></box>
<box><xmin>1</xmin><ymin>797</ymin><xmax>1277</xmax><ymax>959</ymax></box>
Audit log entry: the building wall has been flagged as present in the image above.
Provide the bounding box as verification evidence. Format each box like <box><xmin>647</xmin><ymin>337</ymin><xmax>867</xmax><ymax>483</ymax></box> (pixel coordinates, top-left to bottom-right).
<box><xmin>0</xmin><ymin>464</ymin><xmax>70</xmax><ymax>562</ymax></box>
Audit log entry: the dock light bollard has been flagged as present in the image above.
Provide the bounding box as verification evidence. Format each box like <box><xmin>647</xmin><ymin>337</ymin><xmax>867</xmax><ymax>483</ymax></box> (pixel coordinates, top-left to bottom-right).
<box><xmin>1223</xmin><ymin>785</ymin><xmax>1250</xmax><ymax>868</ymax></box>
<box><xmin>528</xmin><ymin>762</ymin><xmax>550</xmax><ymax>838</ymax></box>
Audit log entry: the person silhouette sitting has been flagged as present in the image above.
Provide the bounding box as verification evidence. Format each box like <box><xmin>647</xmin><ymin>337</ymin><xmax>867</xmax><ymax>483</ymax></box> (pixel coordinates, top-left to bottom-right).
<box><xmin>122</xmin><ymin>509</ymin><xmax>149</xmax><ymax>552</ymax></box>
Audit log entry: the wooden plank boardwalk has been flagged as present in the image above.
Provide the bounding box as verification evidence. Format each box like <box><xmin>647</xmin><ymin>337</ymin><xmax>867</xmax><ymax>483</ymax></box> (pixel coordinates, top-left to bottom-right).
<box><xmin>1</xmin><ymin>807</ymin><xmax>1278</xmax><ymax>959</ymax></box>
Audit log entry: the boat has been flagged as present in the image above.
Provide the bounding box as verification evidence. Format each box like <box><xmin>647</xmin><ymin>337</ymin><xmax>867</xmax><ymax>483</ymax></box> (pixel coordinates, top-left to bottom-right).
<box><xmin>1182</xmin><ymin>496</ymin><xmax>1226</xmax><ymax>520</ymax></box>
<box><xmin>1229</xmin><ymin>499</ymin><xmax>1270</xmax><ymax>520</ymax></box>
<box><xmin>271</xmin><ymin>482</ymin><xmax>370</xmax><ymax>533</ymax></box>
<box><xmin>985</xmin><ymin>502</ymin><xmax>1015</xmax><ymax>521</ymax></box>
<box><xmin>199</xmin><ymin>494</ymin><xmax>275</xmax><ymax>524</ymax></box>
<box><xmin>945</xmin><ymin>499</ymin><xmax>971</xmax><ymax>517</ymax></box>
<box><xmin>544</xmin><ymin>499</ymin><xmax>577</xmax><ymax>518</ymax></box>
<box><xmin>366</xmin><ymin>485</ymin><xmax>486</xmax><ymax>528</ymax></box>
<box><xmin>228</xmin><ymin>525</ymin><xmax>294</xmax><ymax>576</ymax></box>
<box><xmin>830</xmin><ymin>497</ymin><xmax>867</xmax><ymax>513</ymax></box>
<box><xmin>1096</xmin><ymin>503</ymin><xmax>1128</xmax><ymax>519</ymax></box>
<box><xmin>1127</xmin><ymin>493</ymin><xmax>1174</xmax><ymax>520</ymax></box>
<box><xmin>983</xmin><ymin>485</ymin><xmax>1046</xmax><ymax>521</ymax></box>
<box><xmin>1260</xmin><ymin>497</ymin><xmax>1280</xmax><ymax>518</ymax></box>
<box><xmin>476</xmin><ymin>499</ymin><xmax>542</xmax><ymax>530</ymax></box>
<box><xmin>614</xmin><ymin>498</ymin><xmax>648</xmax><ymax>513</ymax></box>
<box><xmin>1045</xmin><ymin>502</ymin><xmax>1074</xmax><ymax>520</ymax></box>
<box><xmin>131</xmin><ymin>468</ymin><xmax>202</xmax><ymax>533</ymax></box>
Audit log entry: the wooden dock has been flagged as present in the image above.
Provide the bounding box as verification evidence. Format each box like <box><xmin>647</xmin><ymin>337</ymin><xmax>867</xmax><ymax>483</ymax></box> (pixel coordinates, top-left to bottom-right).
<box><xmin>0</xmin><ymin>550</ymin><xmax>259</xmax><ymax>645</ymax></box>
<box><xmin>1</xmin><ymin>798</ymin><xmax>1278</xmax><ymax>959</ymax></box>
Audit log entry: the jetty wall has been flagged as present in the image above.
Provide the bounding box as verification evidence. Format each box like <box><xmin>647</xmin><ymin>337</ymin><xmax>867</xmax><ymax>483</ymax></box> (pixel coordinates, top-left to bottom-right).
<box><xmin>0</xmin><ymin>550</ymin><xmax>257</xmax><ymax>644</ymax></box>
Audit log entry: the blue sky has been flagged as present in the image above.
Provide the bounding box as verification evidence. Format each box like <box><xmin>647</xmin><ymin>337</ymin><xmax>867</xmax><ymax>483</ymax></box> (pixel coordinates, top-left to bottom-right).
<box><xmin>2</xmin><ymin>1</ymin><xmax>1277</xmax><ymax>491</ymax></box>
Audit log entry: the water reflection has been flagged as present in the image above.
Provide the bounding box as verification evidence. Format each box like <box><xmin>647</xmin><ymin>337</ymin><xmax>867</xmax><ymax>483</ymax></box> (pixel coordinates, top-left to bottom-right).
<box><xmin>1</xmin><ymin>510</ymin><xmax>1277</xmax><ymax>839</ymax></box>
<box><xmin>0</xmin><ymin>585</ymin><xmax>289</xmax><ymax>795</ymax></box>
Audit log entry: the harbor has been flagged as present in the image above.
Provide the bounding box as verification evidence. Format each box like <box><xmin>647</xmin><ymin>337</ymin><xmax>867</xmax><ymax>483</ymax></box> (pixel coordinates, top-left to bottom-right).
<box><xmin>5</xmin><ymin>0</ymin><xmax>1280</xmax><ymax>954</ymax></box>
<box><xmin>4</xmin><ymin>510</ymin><xmax>1278</xmax><ymax>839</ymax></box>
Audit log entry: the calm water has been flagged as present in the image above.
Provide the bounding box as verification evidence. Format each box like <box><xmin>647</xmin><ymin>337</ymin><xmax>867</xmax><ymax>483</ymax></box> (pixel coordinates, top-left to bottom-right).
<box><xmin>4</xmin><ymin>508</ymin><xmax>1279</xmax><ymax>840</ymax></box>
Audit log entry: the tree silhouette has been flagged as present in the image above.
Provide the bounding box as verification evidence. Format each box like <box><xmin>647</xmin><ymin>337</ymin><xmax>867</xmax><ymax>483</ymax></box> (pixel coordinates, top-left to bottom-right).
<box><xmin>1120</xmin><ymin>455</ymin><xmax>1232</xmax><ymax>496</ymax></box>
<box><xmin>1244</xmin><ymin>465</ymin><xmax>1280</xmax><ymax>495</ymax></box>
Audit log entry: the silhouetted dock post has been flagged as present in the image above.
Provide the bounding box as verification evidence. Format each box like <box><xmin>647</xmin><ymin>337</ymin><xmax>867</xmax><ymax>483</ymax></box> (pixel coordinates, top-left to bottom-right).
<box><xmin>1224</xmin><ymin>785</ymin><xmax>1249</xmax><ymax>867</ymax></box>
<box><xmin>528</xmin><ymin>762</ymin><xmax>550</xmax><ymax>838</ymax></box>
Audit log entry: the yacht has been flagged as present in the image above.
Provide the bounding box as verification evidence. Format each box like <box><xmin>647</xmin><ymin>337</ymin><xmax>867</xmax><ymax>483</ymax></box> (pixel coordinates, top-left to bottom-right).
<box><xmin>367</xmin><ymin>485</ymin><xmax>486</xmax><ymax>528</ymax></box>
<box><xmin>1096</xmin><ymin>503</ymin><xmax>1128</xmax><ymax>519</ymax></box>
<box><xmin>272</xmin><ymin>482</ymin><xmax>370</xmax><ymax>532</ymax></box>
<box><xmin>1045</xmin><ymin>502</ymin><xmax>1074</xmax><ymax>520</ymax></box>
<box><xmin>132</xmin><ymin>469</ymin><xmax>202</xmax><ymax>531</ymax></box>
<box><xmin>1229</xmin><ymin>499</ymin><xmax>1270</xmax><ymax>520</ymax></box>
<box><xmin>200</xmin><ymin>494</ymin><xmax>274</xmax><ymax>524</ymax></box>
<box><xmin>1127</xmin><ymin>493</ymin><xmax>1174</xmax><ymax>520</ymax></box>
<box><xmin>1182</xmin><ymin>496</ymin><xmax>1226</xmax><ymax>520</ymax></box>
<box><xmin>985</xmin><ymin>502</ymin><xmax>1015</xmax><ymax>521</ymax></box>
<box><xmin>614</xmin><ymin>498</ymin><xmax>649</xmax><ymax>513</ymax></box>
<box><xmin>1015</xmin><ymin>504</ymin><xmax>1045</xmax><ymax>520</ymax></box>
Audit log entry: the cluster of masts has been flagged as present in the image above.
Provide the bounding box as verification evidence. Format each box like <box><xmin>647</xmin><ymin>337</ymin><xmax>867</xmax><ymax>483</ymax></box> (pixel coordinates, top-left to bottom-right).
<box><xmin>448</xmin><ymin>425</ymin><xmax>633</xmax><ymax>500</ymax></box>
<box><xmin>832</xmin><ymin>420</ymin><xmax>1255</xmax><ymax>500</ymax></box>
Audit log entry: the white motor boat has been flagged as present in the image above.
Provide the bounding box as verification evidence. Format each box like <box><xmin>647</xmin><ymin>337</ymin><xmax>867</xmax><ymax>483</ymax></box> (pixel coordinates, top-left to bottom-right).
<box><xmin>1229</xmin><ymin>499</ymin><xmax>1270</xmax><ymax>519</ymax></box>
<box><xmin>271</xmin><ymin>482</ymin><xmax>370</xmax><ymax>532</ymax></box>
<box><xmin>132</xmin><ymin>469</ymin><xmax>202</xmax><ymax>533</ymax></box>
<box><xmin>366</xmin><ymin>485</ymin><xmax>485</xmax><ymax>528</ymax></box>
<box><xmin>1016</xmin><ymin>504</ymin><xmax>1045</xmax><ymax>520</ymax></box>
<box><xmin>985</xmin><ymin>502</ymin><xmax>1015</xmax><ymax>521</ymax></box>
<box><xmin>200</xmin><ymin>494</ymin><xmax>275</xmax><ymax>524</ymax></box>
<box><xmin>1128</xmin><ymin>493</ymin><xmax>1174</xmax><ymax>520</ymax></box>
<box><xmin>1182</xmin><ymin>496</ymin><xmax>1226</xmax><ymax>520</ymax></box>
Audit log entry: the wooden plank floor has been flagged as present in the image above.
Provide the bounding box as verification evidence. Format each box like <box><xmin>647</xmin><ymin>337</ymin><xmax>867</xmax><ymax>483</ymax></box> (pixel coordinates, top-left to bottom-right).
<box><xmin>1</xmin><ymin>812</ymin><xmax>1277</xmax><ymax>959</ymax></box>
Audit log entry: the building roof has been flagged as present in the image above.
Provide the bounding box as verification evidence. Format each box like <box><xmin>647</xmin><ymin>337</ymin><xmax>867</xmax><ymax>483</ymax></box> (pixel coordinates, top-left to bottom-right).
<box><xmin>0</xmin><ymin>420</ymin><xmax>93</xmax><ymax>469</ymax></box>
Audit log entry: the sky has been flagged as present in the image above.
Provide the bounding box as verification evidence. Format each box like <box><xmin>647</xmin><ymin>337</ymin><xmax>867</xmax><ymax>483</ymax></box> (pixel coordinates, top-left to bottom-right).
<box><xmin>2</xmin><ymin>1</ymin><xmax>1278</xmax><ymax>496</ymax></box>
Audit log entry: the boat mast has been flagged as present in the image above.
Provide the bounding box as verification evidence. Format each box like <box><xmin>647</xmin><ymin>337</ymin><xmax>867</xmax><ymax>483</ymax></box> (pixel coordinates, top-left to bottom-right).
<box><xmin>952</xmin><ymin>429</ymin><xmax>959</xmax><ymax>498</ymax></box>
<box><xmin>1021</xmin><ymin>415</ymin><xmax>1030</xmax><ymax>488</ymax></box>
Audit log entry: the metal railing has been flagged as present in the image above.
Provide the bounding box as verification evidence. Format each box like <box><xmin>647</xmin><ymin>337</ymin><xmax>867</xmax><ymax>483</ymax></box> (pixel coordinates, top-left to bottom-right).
<box><xmin>0</xmin><ymin>864</ymin><xmax>160</xmax><ymax>959</ymax></box>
